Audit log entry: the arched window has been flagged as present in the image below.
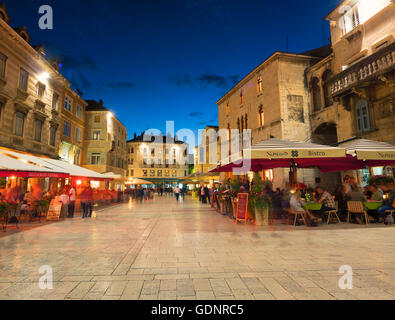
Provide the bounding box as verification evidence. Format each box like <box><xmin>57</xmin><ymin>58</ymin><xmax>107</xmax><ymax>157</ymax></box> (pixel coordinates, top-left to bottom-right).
<box><xmin>237</xmin><ymin>118</ymin><xmax>240</xmax><ymax>133</ymax></box>
<box><xmin>311</xmin><ymin>77</ymin><xmax>322</xmax><ymax>112</ymax></box>
<box><xmin>355</xmin><ymin>99</ymin><xmax>371</xmax><ymax>132</ymax></box>
<box><xmin>257</xmin><ymin>77</ymin><xmax>262</xmax><ymax>93</ymax></box>
<box><xmin>240</xmin><ymin>90</ymin><xmax>244</xmax><ymax>104</ymax></box>
<box><xmin>244</xmin><ymin>114</ymin><xmax>248</xmax><ymax>130</ymax></box>
<box><xmin>240</xmin><ymin>116</ymin><xmax>244</xmax><ymax>132</ymax></box>
<box><xmin>322</xmin><ymin>70</ymin><xmax>333</xmax><ymax>108</ymax></box>
<box><xmin>258</xmin><ymin>106</ymin><xmax>264</xmax><ymax>127</ymax></box>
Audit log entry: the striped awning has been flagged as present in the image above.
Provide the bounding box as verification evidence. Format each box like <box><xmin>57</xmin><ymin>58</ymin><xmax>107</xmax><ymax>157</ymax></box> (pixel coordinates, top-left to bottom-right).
<box><xmin>248</xmin><ymin>138</ymin><xmax>346</xmax><ymax>159</ymax></box>
<box><xmin>339</xmin><ymin>139</ymin><xmax>395</xmax><ymax>161</ymax></box>
<box><xmin>125</xmin><ymin>178</ymin><xmax>153</xmax><ymax>185</ymax></box>
<box><xmin>0</xmin><ymin>153</ymin><xmax>68</xmax><ymax>178</ymax></box>
<box><xmin>0</xmin><ymin>148</ymin><xmax>109</xmax><ymax>180</ymax></box>
<box><xmin>181</xmin><ymin>172</ymin><xmax>220</xmax><ymax>183</ymax></box>
<box><xmin>211</xmin><ymin>138</ymin><xmax>348</xmax><ymax>173</ymax></box>
<box><xmin>219</xmin><ymin>138</ymin><xmax>346</xmax><ymax>166</ymax></box>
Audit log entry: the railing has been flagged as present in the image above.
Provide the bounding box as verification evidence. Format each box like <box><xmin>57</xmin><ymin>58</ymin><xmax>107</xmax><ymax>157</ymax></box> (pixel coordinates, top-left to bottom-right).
<box><xmin>329</xmin><ymin>41</ymin><xmax>395</xmax><ymax>97</ymax></box>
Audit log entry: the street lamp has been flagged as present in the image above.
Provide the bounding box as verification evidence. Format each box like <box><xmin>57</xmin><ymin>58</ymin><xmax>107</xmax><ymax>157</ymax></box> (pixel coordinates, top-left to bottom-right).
<box><xmin>38</xmin><ymin>72</ymin><xmax>50</xmax><ymax>82</ymax></box>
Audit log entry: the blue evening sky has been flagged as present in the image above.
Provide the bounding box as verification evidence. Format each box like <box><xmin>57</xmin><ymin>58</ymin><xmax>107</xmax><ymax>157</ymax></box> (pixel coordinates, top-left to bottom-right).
<box><xmin>5</xmin><ymin>0</ymin><xmax>342</xmax><ymax>141</ymax></box>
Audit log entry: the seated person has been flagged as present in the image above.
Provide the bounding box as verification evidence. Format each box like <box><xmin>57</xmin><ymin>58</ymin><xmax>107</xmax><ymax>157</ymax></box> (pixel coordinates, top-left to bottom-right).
<box><xmin>346</xmin><ymin>183</ymin><xmax>366</xmax><ymax>202</ymax></box>
<box><xmin>290</xmin><ymin>190</ymin><xmax>317</xmax><ymax>226</ymax></box>
<box><xmin>368</xmin><ymin>184</ymin><xmax>383</xmax><ymax>201</ymax></box>
<box><xmin>363</xmin><ymin>186</ymin><xmax>372</xmax><ymax>199</ymax></box>
<box><xmin>377</xmin><ymin>184</ymin><xmax>395</xmax><ymax>222</ymax></box>
<box><xmin>315</xmin><ymin>186</ymin><xmax>336</xmax><ymax>219</ymax></box>
<box><xmin>346</xmin><ymin>184</ymin><xmax>367</xmax><ymax>224</ymax></box>
<box><xmin>334</xmin><ymin>185</ymin><xmax>347</xmax><ymax>219</ymax></box>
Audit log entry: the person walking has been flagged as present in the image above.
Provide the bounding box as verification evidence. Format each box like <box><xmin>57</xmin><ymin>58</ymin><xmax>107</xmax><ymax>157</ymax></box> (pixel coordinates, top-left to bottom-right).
<box><xmin>139</xmin><ymin>187</ymin><xmax>144</xmax><ymax>203</ymax></box>
<box><xmin>85</xmin><ymin>186</ymin><xmax>94</xmax><ymax>218</ymax></box>
<box><xmin>80</xmin><ymin>186</ymin><xmax>88</xmax><ymax>218</ymax></box>
<box><xmin>204</xmin><ymin>185</ymin><xmax>210</xmax><ymax>204</ymax></box>
<box><xmin>59</xmin><ymin>187</ymin><xmax>70</xmax><ymax>219</ymax></box>
<box><xmin>174</xmin><ymin>186</ymin><xmax>180</xmax><ymax>201</ymax></box>
<box><xmin>68</xmin><ymin>184</ymin><xmax>76</xmax><ymax>218</ymax></box>
<box><xmin>201</xmin><ymin>186</ymin><xmax>207</xmax><ymax>204</ymax></box>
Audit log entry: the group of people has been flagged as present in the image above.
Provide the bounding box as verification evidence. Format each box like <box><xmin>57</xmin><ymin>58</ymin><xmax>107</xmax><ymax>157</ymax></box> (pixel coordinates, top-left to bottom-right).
<box><xmin>126</xmin><ymin>185</ymin><xmax>188</xmax><ymax>202</ymax></box>
<box><xmin>289</xmin><ymin>175</ymin><xmax>395</xmax><ymax>225</ymax></box>
<box><xmin>198</xmin><ymin>185</ymin><xmax>213</xmax><ymax>204</ymax></box>
<box><xmin>290</xmin><ymin>186</ymin><xmax>338</xmax><ymax>226</ymax></box>
<box><xmin>334</xmin><ymin>175</ymin><xmax>394</xmax><ymax>222</ymax></box>
<box><xmin>127</xmin><ymin>186</ymin><xmax>155</xmax><ymax>203</ymax></box>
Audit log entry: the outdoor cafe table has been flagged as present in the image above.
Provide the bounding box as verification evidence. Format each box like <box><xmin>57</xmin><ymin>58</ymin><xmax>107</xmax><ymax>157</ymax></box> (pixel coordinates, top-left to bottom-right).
<box><xmin>364</xmin><ymin>201</ymin><xmax>382</xmax><ymax>210</ymax></box>
<box><xmin>303</xmin><ymin>202</ymin><xmax>322</xmax><ymax>211</ymax></box>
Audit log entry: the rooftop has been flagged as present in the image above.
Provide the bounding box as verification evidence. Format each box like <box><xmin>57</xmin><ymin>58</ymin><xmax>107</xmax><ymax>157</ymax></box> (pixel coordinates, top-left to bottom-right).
<box><xmin>216</xmin><ymin>47</ymin><xmax>328</xmax><ymax>105</ymax></box>
<box><xmin>127</xmin><ymin>133</ymin><xmax>185</xmax><ymax>145</ymax></box>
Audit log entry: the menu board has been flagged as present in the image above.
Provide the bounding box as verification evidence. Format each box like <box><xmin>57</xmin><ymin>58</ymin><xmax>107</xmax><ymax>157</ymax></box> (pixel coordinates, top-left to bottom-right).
<box><xmin>47</xmin><ymin>200</ymin><xmax>62</xmax><ymax>221</ymax></box>
<box><xmin>236</xmin><ymin>193</ymin><xmax>248</xmax><ymax>223</ymax></box>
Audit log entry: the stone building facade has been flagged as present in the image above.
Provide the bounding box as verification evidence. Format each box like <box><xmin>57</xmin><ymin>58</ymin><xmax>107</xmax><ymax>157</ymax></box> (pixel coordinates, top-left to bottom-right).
<box><xmin>82</xmin><ymin>100</ymin><xmax>127</xmax><ymax>178</ymax></box>
<box><xmin>213</xmin><ymin>0</ymin><xmax>395</xmax><ymax>190</ymax></box>
<box><xmin>0</xmin><ymin>4</ymin><xmax>86</xmax><ymax>159</ymax></box>
<box><xmin>194</xmin><ymin>125</ymin><xmax>220</xmax><ymax>175</ymax></box>
<box><xmin>127</xmin><ymin>134</ymin><xmax>189</xmax><ymax>186</ymax></box>
<box><xmin>216</xmin><ymin>51</ymin><xmax>330</xmax><ymax>188</ymax></box>
<box><xmin>59</xmin><ymin>87</ymin><xmax>87</xmax><ymax>165</ymax></box>
<box><xmin>307</xmin><ymin>0</ymin><xmax>395</xmax><ymax>184</ymax></box>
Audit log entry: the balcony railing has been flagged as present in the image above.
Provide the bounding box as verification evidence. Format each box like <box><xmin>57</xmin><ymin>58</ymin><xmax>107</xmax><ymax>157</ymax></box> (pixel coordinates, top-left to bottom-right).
<box><xmin>329</xmin><ymin>41</ymin><xmax>395</xmax><ymax>97</ymax></box>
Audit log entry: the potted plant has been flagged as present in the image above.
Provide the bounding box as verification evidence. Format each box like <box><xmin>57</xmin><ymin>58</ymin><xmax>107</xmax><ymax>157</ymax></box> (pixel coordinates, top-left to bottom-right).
<box><xmin>0</xmin><ymin>202</ymin><xmax>9</xmax><ymax>232</ymax></box>
<box><xmin>37</xmin><ymin>199</ymin><xmax>50</xmax><ymax>220</ymax></box>
<box><xmin>250</xmin><ymin>173</ymin><xmax>269</xmax><ymax>226</ymax></box>
<box><xmin>217</xmin><ymin>185</ymin><xmax>227</xmax><ymax>213</ymax></box>
<box><xmin>368</xmin><ymin>175</ymin><xmax>394</xmax><ymax>186</ymax></box>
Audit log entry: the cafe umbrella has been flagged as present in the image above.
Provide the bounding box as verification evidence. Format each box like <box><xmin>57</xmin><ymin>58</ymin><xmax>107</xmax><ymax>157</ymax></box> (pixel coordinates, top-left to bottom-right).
<box><xmin>315</xmin><ymin>139</ymin><xmax>395</xmax><ymax>172</ymax></box>
<box><xmin>125</xmin><ymin>177</ymin><xmax>154</xmax><ymax>185</ymax></box>
<box><xmin>341</xmin><ymin>138</ymin><xmax>395</xmax><ymax>165</ymax></box>
<box><xmin>210</xmin><ymin>138</ymin><xmax>348</xmax><ymax>187</ymax></box>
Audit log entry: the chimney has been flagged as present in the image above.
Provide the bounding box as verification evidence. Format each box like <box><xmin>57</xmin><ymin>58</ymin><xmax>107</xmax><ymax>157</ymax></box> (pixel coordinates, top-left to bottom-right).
<box><xmin>134</xmin><ymin>133</ymin><xmax>137</xmax><ymax>139</ymax></box>
<box><xmin>99</xmin><ymin>99</ymin><xmax>103</xmax><ymax>106</ymax></box>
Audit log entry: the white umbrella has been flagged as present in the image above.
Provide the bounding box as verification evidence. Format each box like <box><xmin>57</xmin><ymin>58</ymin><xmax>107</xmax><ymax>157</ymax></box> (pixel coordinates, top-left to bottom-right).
<box><xmin>340</xmin><ymin>139</ymin><xmax>395</xmax><ymax>160</ymax></box>
<box><xmin>126</xmin><ymin>178</ymin><xmax>153</xmax><ymax>185</ymax></box>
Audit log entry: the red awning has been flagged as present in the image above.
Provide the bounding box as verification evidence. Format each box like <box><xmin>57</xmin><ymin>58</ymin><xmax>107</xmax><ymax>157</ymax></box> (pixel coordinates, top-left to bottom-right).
<box><xmin>210</xmin><ymin>155</ymin><xmax>395</xmax><ymax>173</ymax></box>
<box><xmin>0</xmin><ymin>171</ymin><xmax>69</xmax><ymax>178</ymax></box>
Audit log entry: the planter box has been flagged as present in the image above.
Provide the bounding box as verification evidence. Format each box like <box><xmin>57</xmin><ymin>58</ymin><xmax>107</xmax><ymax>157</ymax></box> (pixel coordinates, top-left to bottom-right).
<box><xmin>255</xmin><ymin>207</ymin><xmax>269</xmax><ymax>226</ymax></box>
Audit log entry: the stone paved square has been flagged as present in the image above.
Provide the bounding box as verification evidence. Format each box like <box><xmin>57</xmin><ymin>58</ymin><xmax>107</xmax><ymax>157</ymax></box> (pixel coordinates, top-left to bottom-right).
<box><xmin>0</xmin><ymin>196</ymin><xmax>395</xmax><ymax>300</ymax></box>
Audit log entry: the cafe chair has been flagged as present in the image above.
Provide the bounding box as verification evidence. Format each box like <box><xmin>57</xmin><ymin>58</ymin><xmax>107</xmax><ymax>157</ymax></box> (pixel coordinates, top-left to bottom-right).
<box><xmin>326</xmin><ymin>201</ymin><xmax>341</xmax><ymax>224</ymax></box>
<box><xmin>288</xmin><ymin>207</ymin><xmax>306</xmax><ymax>226</ymax></box>
<box><xmin>385</xmin><ymin>209</ymin><xmax>395</xmax><ymax>219</ymax></box>
<box><xmin>347</xmin><ymin>201</ymin><xmax>369</xmax><ymax>226</ymax></box>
